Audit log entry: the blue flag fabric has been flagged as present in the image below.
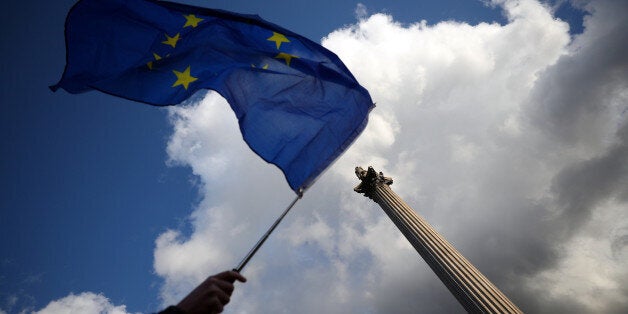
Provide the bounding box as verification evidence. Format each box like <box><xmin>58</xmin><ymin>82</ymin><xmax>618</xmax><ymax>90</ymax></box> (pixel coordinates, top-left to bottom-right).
<box><xmin>52</xmin><ymin>0</ymin><xmax>374</xmax><ymax>192</ymax></box>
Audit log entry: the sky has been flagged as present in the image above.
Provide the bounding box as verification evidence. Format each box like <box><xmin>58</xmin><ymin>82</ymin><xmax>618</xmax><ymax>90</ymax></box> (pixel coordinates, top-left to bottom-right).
<box><xmin>1</xmin><ymin>0</ymin><xmax>627</xmax><ymax>313</ymax></box>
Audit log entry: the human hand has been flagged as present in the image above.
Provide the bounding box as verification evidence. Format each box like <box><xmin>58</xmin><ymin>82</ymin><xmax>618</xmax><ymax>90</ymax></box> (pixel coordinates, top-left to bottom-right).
<box><xmin>176</xmin><ymin>270</ymin><xmax>247</xmax><ymax>314</ymax></box>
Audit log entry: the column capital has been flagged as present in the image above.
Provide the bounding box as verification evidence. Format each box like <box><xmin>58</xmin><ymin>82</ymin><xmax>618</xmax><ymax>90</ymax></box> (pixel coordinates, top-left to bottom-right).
<box><xmin>354</xmin><ymin>166</ymin><xmax>393</xmax><ymax>197</ymax></box>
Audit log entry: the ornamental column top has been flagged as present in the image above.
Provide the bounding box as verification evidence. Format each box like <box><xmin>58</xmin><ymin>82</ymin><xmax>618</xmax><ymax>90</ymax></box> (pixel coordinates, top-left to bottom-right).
<box><xmin>354</xmin><ymin>166</ymin><xmax>393</xmax><ymax>197</ymax></box>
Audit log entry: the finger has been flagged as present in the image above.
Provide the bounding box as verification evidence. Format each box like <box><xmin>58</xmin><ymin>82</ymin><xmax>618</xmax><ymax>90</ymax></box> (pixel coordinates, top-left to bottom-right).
<box><xmin>211</xmin><ymin>278</ymin><xmax>235</xmax><ymax>295</ymax></box>
<box><xmin>210</xmin><ymin>287</ymin><xmax>231</xmax><ymax>305</ymax></box>
<box><xmin>214</xmin><ymin>270</ymin><xmax>247</xmax><ymax>283</ymax></box>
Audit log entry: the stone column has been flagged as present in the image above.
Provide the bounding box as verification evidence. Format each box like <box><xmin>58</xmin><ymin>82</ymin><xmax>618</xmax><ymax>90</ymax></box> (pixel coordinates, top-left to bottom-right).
<box><xmin>354</xmin><ymin>166</ymin><xmax>522</xmax><ymax>314</ymax></box>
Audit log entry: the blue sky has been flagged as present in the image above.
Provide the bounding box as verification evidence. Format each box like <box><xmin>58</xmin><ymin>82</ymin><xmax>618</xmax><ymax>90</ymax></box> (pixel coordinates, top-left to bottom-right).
<box><xmin>6</xmin><ymin>1</ymin><xmax>628</xmax><ymax>314</ymax></box>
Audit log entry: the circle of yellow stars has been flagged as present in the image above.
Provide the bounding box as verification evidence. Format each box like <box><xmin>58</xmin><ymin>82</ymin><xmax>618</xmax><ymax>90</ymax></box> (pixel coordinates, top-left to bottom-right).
<box><xmin>145</xmin><ymin>14</ymin><xmax>203</xmax><ymax>90</ymax></box>
<box><xmin>147</xmin><ymin>13</ymin><xmax>300</xmax><ymax>91</ymax></box>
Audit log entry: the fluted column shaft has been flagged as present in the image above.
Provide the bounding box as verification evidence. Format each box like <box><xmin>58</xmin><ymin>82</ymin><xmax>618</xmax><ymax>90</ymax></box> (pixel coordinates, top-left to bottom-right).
<box><xmin>355</xmin><ymin>167</ymin><xmax>522</xmax><ymax>314</ymax></box>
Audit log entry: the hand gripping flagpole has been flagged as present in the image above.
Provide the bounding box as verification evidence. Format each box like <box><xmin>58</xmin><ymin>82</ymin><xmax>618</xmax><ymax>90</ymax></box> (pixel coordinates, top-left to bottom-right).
<box><xmin>233</xmin><ymin>189</ymin><xmax>303</xmax><ymax>273</ymax></box>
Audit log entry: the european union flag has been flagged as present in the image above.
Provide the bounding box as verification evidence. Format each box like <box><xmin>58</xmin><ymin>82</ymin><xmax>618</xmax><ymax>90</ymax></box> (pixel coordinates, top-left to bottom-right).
<box><xmin>51</xmin><ymin>0</ymin><xmax>374</xmax><ymax>192</ymax></box>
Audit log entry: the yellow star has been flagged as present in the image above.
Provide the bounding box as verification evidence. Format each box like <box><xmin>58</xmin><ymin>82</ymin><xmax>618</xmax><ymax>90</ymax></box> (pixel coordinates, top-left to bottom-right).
<box><xmin>147</xmin><ymin>53</ymin><xmax>162</xmax><ymax>70</ymax></box>
<box><xmin>183</xmin><ymin>14</ymin><xmax>203</xmax><ymax>28</ymax></box>
<box><xmin>172</xmin><ymin>66</ymin><xmax>198</xmax><ymax>90</ymax></box>
<box><xmin>251</xmin><ymin>63</ymin><xmax>269</xmax><ymax>70</ymax></box>
<box><xmin>267</xmin><ymin>32</ymin><xmax>290</xmax><ymax>50</ymax></box>
<box><xmin>274</xmin><ymin>52</ymin><xmax>298</xmax><ymax>67</ymax></box>
<box><xmin>162</xmin><ymin>33</ymin><xmax>180</xmax><ymax>48</ymax></box>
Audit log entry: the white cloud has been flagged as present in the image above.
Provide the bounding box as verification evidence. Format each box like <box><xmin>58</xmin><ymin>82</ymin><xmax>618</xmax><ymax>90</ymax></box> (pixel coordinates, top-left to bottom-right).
<box><xmin>355</xmin><ymin>3</ymin><xmax>368</xmax><ymax>20</ymax></box>
<box><xmin>34</xmin><ymin>293</ymin><xmax>134</xmax><ymax>314</ymax></box>
<box><xmin>155</xmin><ymin>0</ymin><xmax>628</xmax><ymax>313</ymax></box>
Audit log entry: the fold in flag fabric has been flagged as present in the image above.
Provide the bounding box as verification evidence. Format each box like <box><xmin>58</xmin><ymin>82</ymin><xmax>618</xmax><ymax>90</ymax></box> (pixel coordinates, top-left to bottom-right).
<box><xmin>52</xmin><ymin>0</ymin><xmax>374</xmax><ymax>192</ymax></box>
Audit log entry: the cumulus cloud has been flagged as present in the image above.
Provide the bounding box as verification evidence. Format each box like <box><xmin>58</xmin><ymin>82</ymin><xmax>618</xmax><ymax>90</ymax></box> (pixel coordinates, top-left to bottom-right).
<box><xmin>355</xmin><ymin>3</ymin><xmax>368</xmax><ymax>20</ymax></box>
<box><xmin>155</xmin><ymin>0</ymin><xmax>628</xmax><ymax>313</ymax></box>
<box><xmin>34</xmin><ymin>292</ymin><xmax>134</xmax><ymax>314</ymax></box>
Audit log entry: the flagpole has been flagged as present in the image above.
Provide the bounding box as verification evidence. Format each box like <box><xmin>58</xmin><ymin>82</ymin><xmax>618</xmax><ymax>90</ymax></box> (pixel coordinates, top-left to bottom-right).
<box><xmin>233</xmin><ymin>189</ymin><xmax>303</xmax><ymax>273</ymax></box>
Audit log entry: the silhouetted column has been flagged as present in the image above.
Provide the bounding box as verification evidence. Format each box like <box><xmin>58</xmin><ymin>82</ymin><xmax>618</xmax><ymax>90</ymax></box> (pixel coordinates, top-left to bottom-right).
<box><xmin>354</xmin><ymin>166</ymin><xmax>522</xmax><ymax>314</ymax></box>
